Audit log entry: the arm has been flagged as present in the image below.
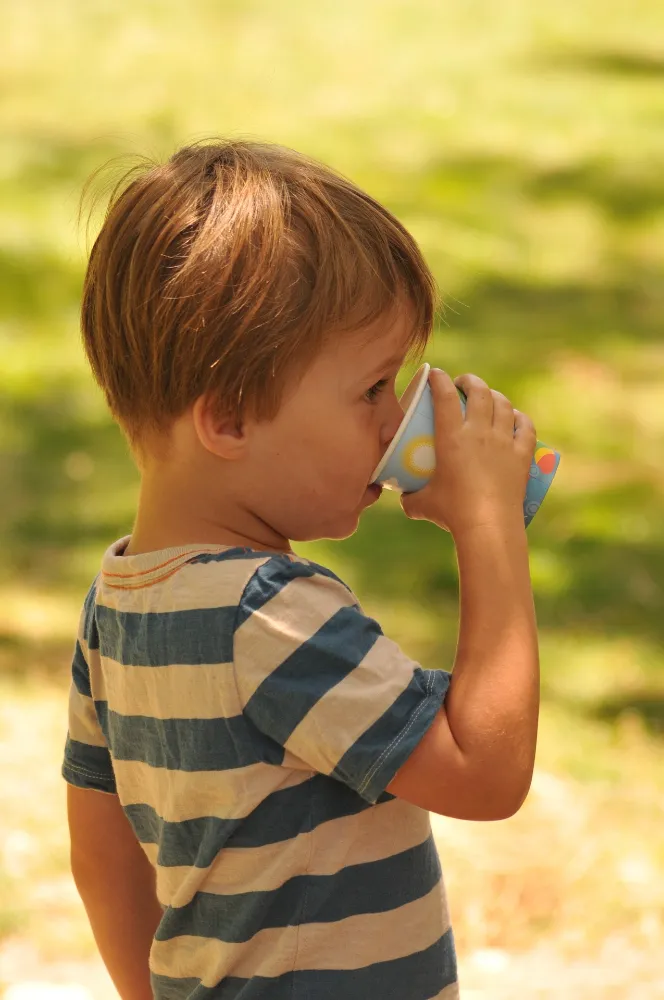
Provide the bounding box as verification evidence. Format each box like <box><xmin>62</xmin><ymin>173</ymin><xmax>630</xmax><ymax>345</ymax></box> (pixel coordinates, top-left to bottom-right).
<box><xmin>449</xmin><ymin>514</ymin><xmax>539</xmax><ymax>809</ymax></box>
<box><xmin>67</xmin><ymin>784</ymin><xmax>163</xmax><ymax>1000</ymax></box>
<box><xmin>387</xmin><ymin>513</ymin><xmax>539</xmax><ymax>820</ymax></box>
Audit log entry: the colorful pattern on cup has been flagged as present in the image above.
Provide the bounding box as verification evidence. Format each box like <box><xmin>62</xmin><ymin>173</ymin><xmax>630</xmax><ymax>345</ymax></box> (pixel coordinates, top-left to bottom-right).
<box><xmin>524</xmin><ymin>444</ymin><xmax>561</xmax><ymax>526</ymax></box>
<box><xmin>371</xmin><ymin>365</ymin><xmax>560</xmax><ymax>527</ymax></box>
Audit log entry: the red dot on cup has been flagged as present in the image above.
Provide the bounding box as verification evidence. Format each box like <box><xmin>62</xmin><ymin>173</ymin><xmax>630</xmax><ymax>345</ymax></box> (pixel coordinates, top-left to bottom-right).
<box><xmin>536</xmin><ymin>452</ymin><xmax>556</xmax><ymax>475</ymax></box>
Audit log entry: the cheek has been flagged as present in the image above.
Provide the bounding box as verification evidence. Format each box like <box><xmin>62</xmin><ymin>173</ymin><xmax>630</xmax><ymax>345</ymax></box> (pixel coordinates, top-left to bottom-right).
<box><xmin>264</xmin><ymin>406</ymin><xmax>372</xmax><ymax>493</ymax></box>
<box><xmin>292</xmin><ymin>413</ymin><xmax>351</xmax><ymax>462</ymax></box>
<box><xmin>292</xmin><ymin>439</ymin><xmax>362</xmax><ymax>502</ymax></box>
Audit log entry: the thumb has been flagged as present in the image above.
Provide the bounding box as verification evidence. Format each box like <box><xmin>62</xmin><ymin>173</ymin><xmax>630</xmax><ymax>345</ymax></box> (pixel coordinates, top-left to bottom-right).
<box><xmin>400</xmin><ymin>486</ymin><xmax>451</xmax><ymax>531</ymax></box>
<box><xmin>399</xmin><ymin>490</ymin><xmax>422</xmax><ymax>520</ymax></box>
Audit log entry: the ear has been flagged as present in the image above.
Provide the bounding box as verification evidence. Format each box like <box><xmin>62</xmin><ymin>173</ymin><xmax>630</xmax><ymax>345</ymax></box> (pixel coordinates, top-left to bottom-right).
<box><xmin>191</xmin><ymin>394</ymin><xmax>249</xmax><ymax>460</ymax></box>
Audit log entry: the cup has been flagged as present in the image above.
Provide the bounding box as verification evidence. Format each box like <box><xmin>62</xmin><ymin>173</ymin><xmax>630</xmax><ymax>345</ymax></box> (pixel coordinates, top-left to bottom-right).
<box><xmin>370</xmin><ymin>363</ymin><xmax>560</xmax><ymax>527</ymax></box>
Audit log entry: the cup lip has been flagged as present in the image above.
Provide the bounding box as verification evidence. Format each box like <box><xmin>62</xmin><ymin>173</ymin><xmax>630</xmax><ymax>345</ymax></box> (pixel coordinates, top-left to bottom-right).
<box><xmin>370</xmin><ymin>362</ymin><xmax>431</xmax><ymax>482</ymax></box>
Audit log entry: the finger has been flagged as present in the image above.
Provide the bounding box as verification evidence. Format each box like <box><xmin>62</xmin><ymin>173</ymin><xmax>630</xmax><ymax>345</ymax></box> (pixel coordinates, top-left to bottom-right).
<box><xmin>513</xmin><ymin>409</ymin><xmax>537</xmax><ymax>452</ymax></box>
<box><xmin>454</xmin><ymin>373</ymin><xmax>493</xmax><ymax>424</ymax></box>
<box><xmin>428</xmin><ymin>368</ymin><xmax>465</xmax><ymax>436</ymax></box>
<box><xmin>491</xmin><ymin>389</ymin><xmax>515</xmax><ymax>434</ymax></box>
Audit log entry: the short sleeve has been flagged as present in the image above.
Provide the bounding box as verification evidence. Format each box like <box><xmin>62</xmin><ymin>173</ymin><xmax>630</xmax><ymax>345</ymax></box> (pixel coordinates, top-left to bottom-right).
<box><xmin>61</xmin><ymin>587</ymin><xmax>117</xmax><ymax>795</ymax></box>
<box><xmin>233</xmin><ymin>555</ymin><xmax>451</xmax><ymax>804</ymax></box>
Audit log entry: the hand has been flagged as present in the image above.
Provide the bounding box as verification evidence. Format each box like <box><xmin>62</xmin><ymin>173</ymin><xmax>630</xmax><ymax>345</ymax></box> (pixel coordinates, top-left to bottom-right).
<box><xmin>400</xmin><ymin>369</ymin><xmax>537</xmax><ymax>537</ymax></box>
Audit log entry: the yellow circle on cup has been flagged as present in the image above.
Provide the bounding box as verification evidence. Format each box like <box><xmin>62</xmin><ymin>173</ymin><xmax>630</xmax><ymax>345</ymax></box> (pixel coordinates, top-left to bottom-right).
<box><xmin>534</xmin><ymin>446</ymin><xmax>557</xmax><ymax>475</ymax></box>
<box><xmin>402</xmin><ymin>435</ymin><xmax>436</xmax><ymax>477</ymax></box>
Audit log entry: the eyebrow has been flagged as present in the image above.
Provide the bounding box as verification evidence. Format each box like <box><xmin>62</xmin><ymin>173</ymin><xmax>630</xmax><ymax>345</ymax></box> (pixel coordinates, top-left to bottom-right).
<box><xmin>363</xmin><ymin>351</ymin><xmax>408</xmax><ymax>381</ymax></box>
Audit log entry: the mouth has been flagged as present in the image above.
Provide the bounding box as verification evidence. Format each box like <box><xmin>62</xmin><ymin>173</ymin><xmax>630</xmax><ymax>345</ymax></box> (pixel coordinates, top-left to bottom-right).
<box><xmin>365</xmin><ymin>482</ymin><xmax>383</xmax><ymax>500</ymax></box>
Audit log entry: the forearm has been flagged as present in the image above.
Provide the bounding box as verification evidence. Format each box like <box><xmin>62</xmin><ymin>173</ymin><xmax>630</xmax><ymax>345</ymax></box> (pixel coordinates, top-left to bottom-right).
<box><xmin>72</xmin><ymin>849</ymin><xmax>163</xmax><ymax>1000</ymax></box>
<box><xmin>446</xmin><ymin>514</ymin><xmax>540</xmax><ymax>803</ymax></box>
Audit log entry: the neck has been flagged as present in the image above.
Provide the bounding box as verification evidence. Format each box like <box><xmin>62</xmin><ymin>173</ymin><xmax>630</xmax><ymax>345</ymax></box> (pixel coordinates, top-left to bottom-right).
<box><xmin>124</xmin><ymin>467</ymin><xmax>293</xmax><ymax>557</ymax></box>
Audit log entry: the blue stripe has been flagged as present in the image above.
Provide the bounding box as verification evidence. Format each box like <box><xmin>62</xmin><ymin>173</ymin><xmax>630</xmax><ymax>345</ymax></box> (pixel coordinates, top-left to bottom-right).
<box><xmin>334</xmin><ymin>667</ymin><xmax>452</xmax><ymax>803</ymax></box>
<box><xmin>156</xmin><ymin>837</ymin><xmax>440</xmax><ymax>943</ymax></box>
<box><xmin>62</xmin><ymin>737</ymin><xmax>116</xmax><ymax>793</ymax></box>
<box><xmin>150</xmin><ymin>928</ymin><xmax>457</xmax><ymax>1000</ymax></box>
<box><xmin>95</xmin><ymin>703</ymin><xmax>284</xmax><ymax>771</ymax></box>
<box><xmin>82</xmin><ymin>579</ymin><xmax>100</xmax><ymax>651</ymax></box>
<box><xmin>243</xmin><ymin>605</ymin><xmax>381</xmax><ymax>745</ymax></box>
<box><xmin>71</xmin><ymin>641</ymin><xmax>91</xmax><ymax>697</ymax></box>
<box><xmin>234</xmin><ymin>555</ymin><xmax>352</xmax><ymax>630</ymax></box>
<box><xmin>124</xmin><ymin>775</ymin><xmax>380</xmax><ymax>866</ymax></box>
<box><xmin>125</xmin><ymin>804</ymin><xmax>242</xmax><ymax>867</ymax></box>
<box><xmin>187</xmin><ymin>549</ymin><xmax>274</xmax><ymax>565</ymax></box>
<box><xmin>94</xmin><ymin>604</ymin><xmax>236</xmax><ymax>666</ymax></box>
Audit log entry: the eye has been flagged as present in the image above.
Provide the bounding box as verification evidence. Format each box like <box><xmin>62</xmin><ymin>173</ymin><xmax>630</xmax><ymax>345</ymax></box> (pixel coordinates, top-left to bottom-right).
<box><xmin>365</xmin><ymin>378</ymin><xmax>389</xmax><ymax>403</ymax></box>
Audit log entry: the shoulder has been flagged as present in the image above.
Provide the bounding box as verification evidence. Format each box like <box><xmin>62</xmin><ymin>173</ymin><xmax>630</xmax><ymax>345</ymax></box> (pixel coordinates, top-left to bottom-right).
<box><xmin>235</xmin><ymin>552</ymin><xmax>359</xmax><ymax>631</ymax></box>
<box><xmin>244</xmin><ymin>551</ymin><xmax>352</xmax><ymax>593</ymax></box>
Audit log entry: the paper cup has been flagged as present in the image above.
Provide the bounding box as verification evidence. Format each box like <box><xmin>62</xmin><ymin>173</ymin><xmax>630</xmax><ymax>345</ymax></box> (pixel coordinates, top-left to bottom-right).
<box><xmin>371</xmin><ymin>363</ymin><xmax>560</xmax><ymax>527</ymax></box>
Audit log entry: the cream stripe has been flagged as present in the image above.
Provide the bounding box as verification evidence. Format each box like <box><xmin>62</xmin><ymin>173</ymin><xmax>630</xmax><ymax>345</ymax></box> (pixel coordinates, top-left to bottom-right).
<box><xmin>94</xmin><ymin>657</ymin><xmax>238</xmax><ymax>720</ymax></box>
<box><xmin>67</xmin><ymin>684</ymin><xmax>106</xmax><ymax>748</ymax></box>
<box><xmin>98</xmin><ymin>555</ymin><xmax>269</xmax><ymax>613</ymax></box>
<box><xmin>142</xmin><ymin>842</ymin><xmax>159</xmax><ymax>867</ymax></box>
<box><xmin>150</xmin><ymin>926</ymin><xmax>300</xmax><ymax>985</ymax></box>
<box><xmin>150</xmin><ymin>881</ymin><xmax>449</xmax><ymax>984</ymax></box>
<box><xmin>233</xmin><ymin>573</ymin><xmax>358</xmax><ymax>704</ymax></box>
<box><xmin>285</xmin><ymin>633</ymin><xmax>418</xmax><ymax>775</ymax></box>
<box><xmin>149</xmin><ymin>797</ymin><xmax>431</xmax><ymax>904</ymax></box>
<box><xmin>143</xmin><ymin>842</ymin><xmax>211</xmax><ymax>909</ymax></box>
<box><xmin>79</xmin><ymin>634</ymin><xmax>95</xmax><ymax>662</ymax></box>
<box><xmin>113</xmin><ymin>758</ymin><xmax>312</xmax><ymax>822</ymax></box>
<box><xmin>297</xmin><ymin>880</ymin><xmax>449</xmax><ymax>972</ymax></box>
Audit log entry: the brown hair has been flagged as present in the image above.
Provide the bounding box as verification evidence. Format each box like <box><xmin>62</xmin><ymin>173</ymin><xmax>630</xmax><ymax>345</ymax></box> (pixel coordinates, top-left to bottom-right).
<box><xmin>81</xmin><ymin>139</ymin><xmax>438</xmax><ymax>457</ymax></box>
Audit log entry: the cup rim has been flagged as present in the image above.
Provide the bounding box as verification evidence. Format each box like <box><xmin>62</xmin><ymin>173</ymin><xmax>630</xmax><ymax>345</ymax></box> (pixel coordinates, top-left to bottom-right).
<box><xmin>370</xmin><ymin>362</ymin><xmax>431</xmax><ymax>482</ymax></box>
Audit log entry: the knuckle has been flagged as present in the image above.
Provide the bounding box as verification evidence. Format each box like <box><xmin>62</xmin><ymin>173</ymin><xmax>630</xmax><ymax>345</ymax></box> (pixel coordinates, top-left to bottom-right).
<box><xmin>456</xmin><ymin>373</ymin><xmax>484</xmax><ymax>392</ymax></box>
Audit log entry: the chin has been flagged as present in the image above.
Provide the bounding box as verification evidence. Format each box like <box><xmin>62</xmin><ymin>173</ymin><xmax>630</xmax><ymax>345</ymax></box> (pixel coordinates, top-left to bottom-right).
<box><xmin>289</xmin><ymin>514</ymin><xmax>361</xmax><ymax>543</ymax></box>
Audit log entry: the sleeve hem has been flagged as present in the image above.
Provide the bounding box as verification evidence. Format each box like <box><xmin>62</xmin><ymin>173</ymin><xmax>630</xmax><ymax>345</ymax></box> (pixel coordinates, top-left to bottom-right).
<box><xmin>62</xmin><ymin>761</ymin><xmax>117</xmax><ymax>795</ymax></box>
<box><xmin>356</xmin><ymin>669</ymin><xmax>452</xmax><ymax>804</ymax></box>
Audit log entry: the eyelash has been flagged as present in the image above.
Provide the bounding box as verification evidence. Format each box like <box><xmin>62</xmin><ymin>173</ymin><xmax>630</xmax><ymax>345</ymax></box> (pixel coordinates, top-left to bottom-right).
<box><xmin>365</xmin><ymin>379</ymin><xmax>389</xmax><ymax>403</ymax></box>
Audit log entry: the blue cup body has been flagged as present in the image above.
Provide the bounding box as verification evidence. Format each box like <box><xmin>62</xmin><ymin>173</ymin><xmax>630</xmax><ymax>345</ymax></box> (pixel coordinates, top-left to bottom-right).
<box><xmin>373</xmin><ymin>376</ymin><xmax>560</xmax><ymax>528</ymax></box>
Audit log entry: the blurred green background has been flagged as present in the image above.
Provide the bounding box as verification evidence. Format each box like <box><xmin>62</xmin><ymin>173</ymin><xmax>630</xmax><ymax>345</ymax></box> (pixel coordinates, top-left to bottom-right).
<box><xmin>1</xmin><ymin>0</ymin><xmax>663</xmax><ymax>996</ymax></box>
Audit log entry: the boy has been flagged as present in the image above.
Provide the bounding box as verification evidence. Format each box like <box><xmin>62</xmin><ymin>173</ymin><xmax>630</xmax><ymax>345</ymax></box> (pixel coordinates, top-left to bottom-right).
<box><xmin>62</xmin><ymin>140</ymin><xmax>539</xmax><ymax>1000</ymax></box>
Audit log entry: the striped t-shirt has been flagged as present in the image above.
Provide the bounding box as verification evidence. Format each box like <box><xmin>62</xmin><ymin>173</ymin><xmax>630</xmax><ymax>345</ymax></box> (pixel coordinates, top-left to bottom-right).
<box><xmin>62</xmin><ymin>537</ymin><xmax>458</xmax><ymax>999</ymax></box>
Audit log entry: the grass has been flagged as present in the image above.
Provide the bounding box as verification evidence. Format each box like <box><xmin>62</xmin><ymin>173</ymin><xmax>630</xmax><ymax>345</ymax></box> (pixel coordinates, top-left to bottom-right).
<box><xmin>1</xmin><ymin>0</ymin><xmax>664</xmax><ymax>995</ymax></box>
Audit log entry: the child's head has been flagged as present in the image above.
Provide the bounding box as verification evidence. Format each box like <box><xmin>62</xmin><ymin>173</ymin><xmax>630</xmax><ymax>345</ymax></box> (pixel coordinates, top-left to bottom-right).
<box><xmin>82</xmin><ymin>139</ymin><xmax>438</xmax><ymax>544</ymax></box>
